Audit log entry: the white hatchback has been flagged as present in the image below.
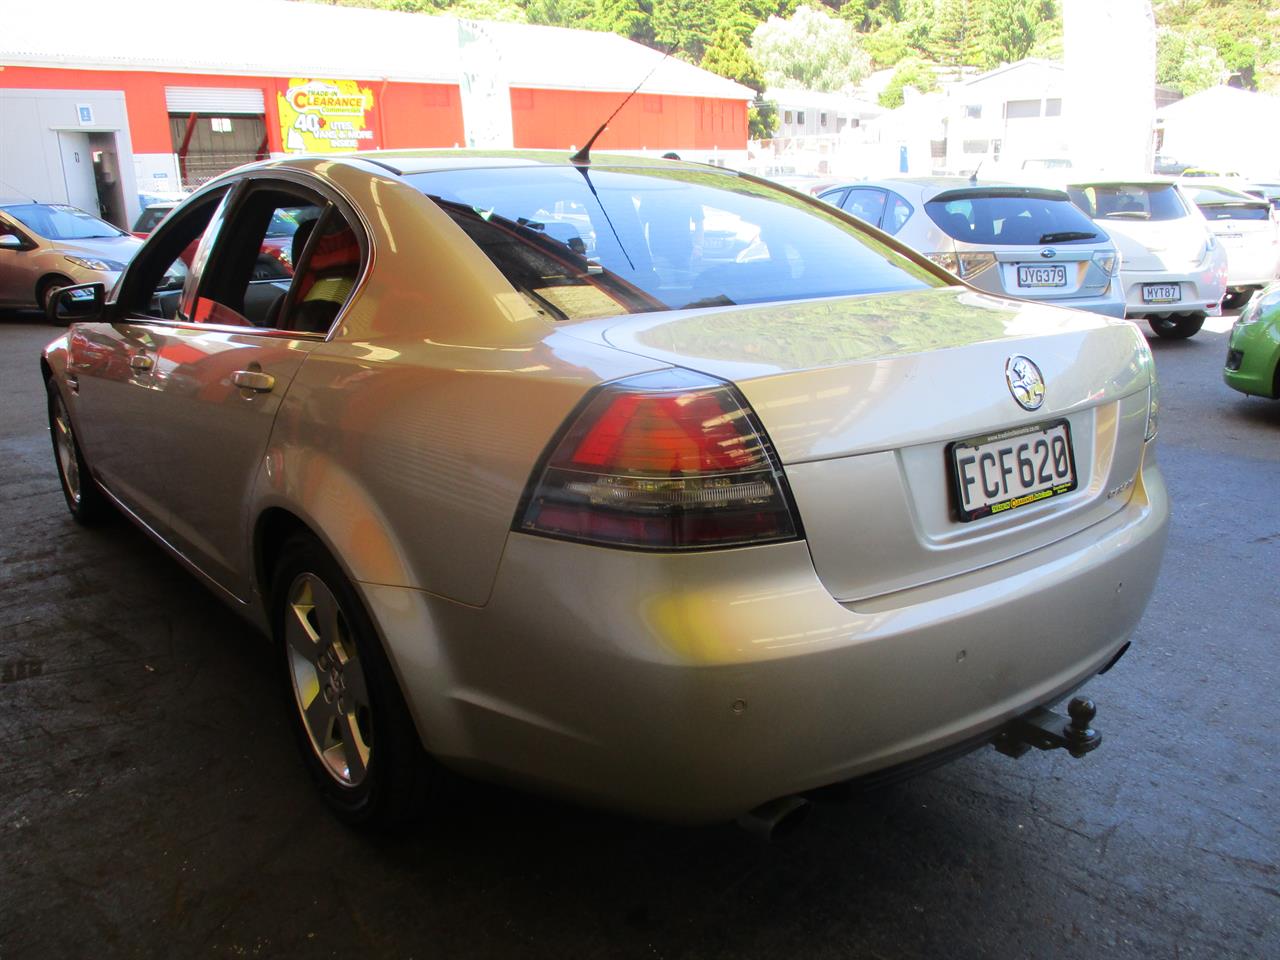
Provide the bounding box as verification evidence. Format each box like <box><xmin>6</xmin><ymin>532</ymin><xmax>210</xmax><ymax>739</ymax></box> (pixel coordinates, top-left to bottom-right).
<box><xmin>1183</xmin><ymin>184</ymin><xmax>1280</xmax><ymax>309</ymax></box>
<box><xmin>1065</xmin><ymin>180</ymin><xmax>1227</xmax><ymax>339</ymax></box>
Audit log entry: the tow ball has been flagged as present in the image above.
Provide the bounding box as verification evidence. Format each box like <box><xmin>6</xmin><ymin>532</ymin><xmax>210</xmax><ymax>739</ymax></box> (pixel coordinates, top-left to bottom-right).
<box><xmin>993</xmin><ymin>697</ymin><xmax>1102</xmax><ymax>760</ymax></box>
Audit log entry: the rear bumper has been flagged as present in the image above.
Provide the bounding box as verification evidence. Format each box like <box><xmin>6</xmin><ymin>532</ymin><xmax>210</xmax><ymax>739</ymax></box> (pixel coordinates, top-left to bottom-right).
<box><xmin>365</xmin><ymin>451</ymin><xmax>1170</xmax><ymax>822</ymax></box>
<box><xmin>1221</xmin><ymin>241</ymin><xmax>1280</xmax><ymax>288</ymax></box>
<box><xmin>1121</xmin><ymin>267</ymin><xmax>1225</xmax><ymax>317</ymax></box>
<box><xmin>1223</xmin><ymin>317</ymin><xmax>1280</xmax><ymax>398</ymax></box>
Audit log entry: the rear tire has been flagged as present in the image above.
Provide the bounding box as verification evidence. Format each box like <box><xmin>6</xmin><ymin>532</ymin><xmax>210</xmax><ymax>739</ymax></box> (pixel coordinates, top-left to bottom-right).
<box><xmin>271</xmin><ymin>532</ymin><xmax>437</xmax><ymax>828</ymax></box>
<box><xmin>1222</xmin><ymin>288</ymin><xmax>1255</xmax><ymax>312</ymax></box>
<box><xmin>46</xmin><ymin>378</ymin><xmax>109</xmax><ymax>523</ymax></box>
<box><xmin>1149</xmin><ymin>313</ymin><xmax>1205</xmax><ymax>340</ymax></box>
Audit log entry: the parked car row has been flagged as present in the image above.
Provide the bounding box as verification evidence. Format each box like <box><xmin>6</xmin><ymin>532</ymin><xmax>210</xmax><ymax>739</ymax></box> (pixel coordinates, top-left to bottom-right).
<box><xmin>815</xmin><ymin>174</ymin><xmax>1280</xmax><ymax>341</ymax></box>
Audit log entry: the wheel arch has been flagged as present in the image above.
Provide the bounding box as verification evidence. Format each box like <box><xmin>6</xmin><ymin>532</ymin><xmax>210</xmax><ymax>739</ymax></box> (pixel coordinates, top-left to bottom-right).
<box><xmin>35</xmin><ymin>272</ymin><xmax>74</xmax><ymax>305</ymax></box>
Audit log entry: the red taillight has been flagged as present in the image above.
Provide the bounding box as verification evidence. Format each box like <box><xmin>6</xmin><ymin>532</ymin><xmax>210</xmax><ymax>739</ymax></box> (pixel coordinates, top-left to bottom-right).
<box><xmin>517</xmin><ymin>370</ymin><xmax>801</xmax><ymax>550</ymax></box>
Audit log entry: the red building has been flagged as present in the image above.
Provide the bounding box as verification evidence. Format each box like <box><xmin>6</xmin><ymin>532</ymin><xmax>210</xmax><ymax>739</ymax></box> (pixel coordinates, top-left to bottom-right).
<box><xmin>0</xmin><ymin>0</ymin><xmax>752</xmax><ymax>226</ymax></box>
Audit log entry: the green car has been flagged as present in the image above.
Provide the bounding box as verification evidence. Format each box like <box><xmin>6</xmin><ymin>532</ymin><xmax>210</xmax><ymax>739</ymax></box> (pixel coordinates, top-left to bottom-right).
<box><xmin>1225</xmin><ymin>284</ymin><xmax>1280</xmax><ymax>399</ymax></box>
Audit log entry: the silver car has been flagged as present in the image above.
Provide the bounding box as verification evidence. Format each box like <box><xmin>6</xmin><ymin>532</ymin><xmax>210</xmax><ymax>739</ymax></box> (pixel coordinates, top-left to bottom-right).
<box><xmin>41</xmin><ymin>152</ymin><xmax>1169</xmax><ymax>827</ymax></box>
<box><xmin>819</xmin><ymin>178</ymin><xmax>1126</xmax><ymax>318</ymax></box>
<box><xmin>0</xmin><ymin>202</ymin><xmax>141</xmax><ymax>314</ymax></box>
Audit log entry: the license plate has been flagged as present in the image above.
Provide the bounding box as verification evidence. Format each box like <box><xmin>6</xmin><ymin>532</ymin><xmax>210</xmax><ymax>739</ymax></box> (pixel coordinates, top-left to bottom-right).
<box><xmin>948</xmin><ymin>421</ymin><xmax>1077</xmax><ymax>522</ymax></box>
<box><xmin>1017</xmin><ymin>264</ymin><xmax>1067</xmax><ymax>287</ymax></box>
<box><xmin>1142</xmin><ymin>283</ymin><xmax>1181</xmax><ymax>304</ymax></box>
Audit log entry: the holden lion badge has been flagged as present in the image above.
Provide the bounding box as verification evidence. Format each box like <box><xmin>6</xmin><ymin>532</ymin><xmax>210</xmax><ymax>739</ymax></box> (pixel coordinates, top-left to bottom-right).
<box><xmin>1006</xmin><ymin>356</ymin><xmax>1046</xmax><ymax>411</ymax></box>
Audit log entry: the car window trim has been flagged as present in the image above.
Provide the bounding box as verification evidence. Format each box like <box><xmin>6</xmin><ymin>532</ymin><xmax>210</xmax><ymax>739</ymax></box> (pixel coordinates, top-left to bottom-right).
<box><xmin>111</xmin><ymin>167</ymin><xmax>372</xmax><ymax>342</ymax></box>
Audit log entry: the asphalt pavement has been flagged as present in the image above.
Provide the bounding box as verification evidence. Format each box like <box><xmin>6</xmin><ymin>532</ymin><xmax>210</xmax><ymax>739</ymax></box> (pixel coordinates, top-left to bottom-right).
<box><xmin>1</xmin><ymin>312</ymin><xmax>1276</xmax><ymax>959</ymax></box>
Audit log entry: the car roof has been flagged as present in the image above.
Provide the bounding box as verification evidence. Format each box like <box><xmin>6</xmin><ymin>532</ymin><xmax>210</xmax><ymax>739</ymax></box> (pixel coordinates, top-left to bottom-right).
<box><xmin>333</xmin><ymin>149</ymin><xmax>731</xmax><ymax>178</ymax></box>
<box><xmin>1065</xmin><ymin>176</ymin><xmax>1180</xmax><ymax>187</ymax></box>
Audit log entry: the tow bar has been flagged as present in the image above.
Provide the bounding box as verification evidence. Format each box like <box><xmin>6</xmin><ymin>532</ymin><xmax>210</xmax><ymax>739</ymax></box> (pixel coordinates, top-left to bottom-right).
<box><xmin>993</xmin><ymin>697</ymin><xmax>1102</xmax><ymax>760</ymax></box>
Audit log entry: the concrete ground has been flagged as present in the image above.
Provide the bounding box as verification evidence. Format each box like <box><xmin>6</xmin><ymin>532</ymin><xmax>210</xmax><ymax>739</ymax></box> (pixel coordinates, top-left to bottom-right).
<box><xmin>1</xmin><ymin>312</ymin><xmax>1276</xmax><ymax>959</ymax></box>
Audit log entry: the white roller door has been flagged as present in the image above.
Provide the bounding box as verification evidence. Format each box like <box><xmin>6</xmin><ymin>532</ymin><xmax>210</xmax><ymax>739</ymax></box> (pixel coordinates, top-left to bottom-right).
<box><xmin>165</xmin><ymin>86</ymin><xmax>266</xmax><ymax>115</ymax></box>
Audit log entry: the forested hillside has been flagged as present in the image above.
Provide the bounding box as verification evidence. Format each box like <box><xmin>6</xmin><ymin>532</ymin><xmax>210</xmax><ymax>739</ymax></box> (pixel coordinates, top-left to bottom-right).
<box><xmin>305</xmin><ymin>0</ymin><xmax>1280</xmax><ymax>129</ymax></box>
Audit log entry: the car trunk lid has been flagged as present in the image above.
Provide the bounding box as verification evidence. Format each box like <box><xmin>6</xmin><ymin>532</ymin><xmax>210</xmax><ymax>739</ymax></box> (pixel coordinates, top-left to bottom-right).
<box><xmin>593</xmin><ymin>287</ymin><xmax>1153</xmax><ymax>602</ymax></box>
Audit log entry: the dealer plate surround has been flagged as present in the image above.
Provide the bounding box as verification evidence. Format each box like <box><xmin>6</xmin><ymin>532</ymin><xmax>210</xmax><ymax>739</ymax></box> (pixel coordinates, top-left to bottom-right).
<box><xmin>948</xmin><ymin>420</ymin><xmax>1078</xmax><ymax>522</ymax></box>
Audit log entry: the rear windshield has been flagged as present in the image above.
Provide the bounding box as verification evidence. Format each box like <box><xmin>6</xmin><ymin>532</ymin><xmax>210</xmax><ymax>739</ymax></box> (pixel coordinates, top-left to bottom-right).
<box><xmin>4</xmin><ymin>203</ymin><xmax>125</xmax><ymax>240</ymax></box>
<box><xmin>1066</xmin><ymin>184</ymin><xmax>1188</xmax><ymax>222</ymax></box>
<box><xmin>925</xmin><ymin>190</ymin><xmax>1100</xmax><ymax>245</ymax></box>
<box><xmin>1188</xmin><ymin>188</ymin><xmax>1272</xmax><ymax>221</ymax></box>
<box><xmin>133</xmin><ymin>207</ymin><xmax>171</xmax><ymax>233</ymax></box>
<box><xmin>406</xmin><ymin>166</ymin><xmax>940</xmax><ymax>321</ymax></box>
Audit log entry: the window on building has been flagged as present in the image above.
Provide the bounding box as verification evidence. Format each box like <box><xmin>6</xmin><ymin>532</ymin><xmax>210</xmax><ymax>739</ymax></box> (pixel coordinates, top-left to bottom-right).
<box><xmin>784</xmin><ymin>110</ymin><xmax>793</xmax><ymax>124</ymax></box>
<box><xmin>1005</xmin><ymin>99</ymin><xmax>1041</xmax><ymax>119</ymax></box>
<box><xmin>820</xmin><ymin>112</ymin><xmax>828</xmax><ymax>126</ymax></box>
<box><xmin>992</xmin><ymin>139</ymin><xmax>1002</xmax><ymax>160</ymax></box>
<box><xmin>1045</xmin><ymin>98</ymin><xmax>1063</xmax><ymax>117</ymax></box>
<box><xmin>962</xmin><ymin>139</ymin><xmax>990</xmax><ymax>155</ymax></box>
<box><xmin>797</xmin><ymin>111</ymin><xmax>806</xmax><ymax>124</ymax></box>
<box><xmin>964</xmin><ymin>105</ymin><xmax>982</xmax><ymax>119</ymax></box>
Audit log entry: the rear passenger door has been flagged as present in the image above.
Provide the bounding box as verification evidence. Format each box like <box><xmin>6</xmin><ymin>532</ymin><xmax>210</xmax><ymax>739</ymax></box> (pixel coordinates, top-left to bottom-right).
<box><xmin>140</xmin><ymin>176</ymin><xmax>365</xmax><ymax>601</ymax></box>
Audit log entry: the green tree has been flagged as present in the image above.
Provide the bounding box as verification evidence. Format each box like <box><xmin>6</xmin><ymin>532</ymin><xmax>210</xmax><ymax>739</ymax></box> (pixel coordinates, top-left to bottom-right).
<box><xmin>878</xmin><ymin>57</ymin><xmax>938</xmax><ymax>107</ymax></box>
<box><xmin>652</xmin><ymin>0</ymin><xmax>718</xmax><ymax>61</ymax></box>
<box><xmin>864</xmin><ymin>21</ymin><xmax>913</xmax><ymax>67</ymax></box>
<box><xmin>749</xmin><ymin>98</ymin><xmax>777</xmax><ymax>139</ymax></box>
<box><xmin>701</xmin><ymin>24</ymin><xmax>765</xmax><ymax>90</ymax></box>
<box><xmin>590</xmin><ymin>0</ymin><xmax>654</xmax><ymax>44</ymax></box>
<box><xmin>751</xmin><ymin>4</ymin><xmax>872</xmax><ymax>92</ymax></box>
<box><xmin>980</xmin><ymin>0</ymin><xmax>1040</xmax><ymax>68</ymax></box>
<box><xmin>1156</xmin><ymin>26</ymin><xmax>1228</xmax><ymax>95</ymax></box>
<box><xmin>929</xmin><ymin>0</ymin><xmax>984</xmax><ymax>67</ymax></box>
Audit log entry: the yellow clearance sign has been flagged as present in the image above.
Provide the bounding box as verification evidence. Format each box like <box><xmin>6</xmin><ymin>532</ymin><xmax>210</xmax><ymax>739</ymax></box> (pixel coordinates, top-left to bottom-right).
<box><xmin>278</xmin><ymin>79</ymin><xmax>376</xmax><ymax>152</ymax></box>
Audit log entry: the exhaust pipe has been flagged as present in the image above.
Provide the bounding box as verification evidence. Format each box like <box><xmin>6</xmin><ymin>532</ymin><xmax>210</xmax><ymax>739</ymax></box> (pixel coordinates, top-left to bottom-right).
<box><xmin>736</xmin><ymin>795</ymin><xmax>810</xmax><ymax>840</ymax></box>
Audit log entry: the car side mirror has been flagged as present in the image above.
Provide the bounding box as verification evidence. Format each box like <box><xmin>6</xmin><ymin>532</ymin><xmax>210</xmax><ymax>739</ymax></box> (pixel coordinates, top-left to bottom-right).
<box><xmin>48</xmin><ymin>282</ymin><xmax>106</xmax><ymax>324</ymax></box>
<box><xmin>0</xmin><ymin>234</ymin><xmax>25</xmax><ymax>250</ymax></box>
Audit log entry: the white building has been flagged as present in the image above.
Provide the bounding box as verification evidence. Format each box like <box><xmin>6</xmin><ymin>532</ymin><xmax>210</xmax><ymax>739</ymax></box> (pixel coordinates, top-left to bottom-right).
<box><xmin>943</xmin><ymin>59</ymin><xmax>1069</xmax><ymax>174</ymax></box>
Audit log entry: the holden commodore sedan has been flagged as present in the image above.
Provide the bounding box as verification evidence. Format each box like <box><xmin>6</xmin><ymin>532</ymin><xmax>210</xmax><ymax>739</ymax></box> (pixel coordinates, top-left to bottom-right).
<box><xmin>41</xmin><ymin>151</ymin><xmax>1169</xmax><ymax>827</ymax></box>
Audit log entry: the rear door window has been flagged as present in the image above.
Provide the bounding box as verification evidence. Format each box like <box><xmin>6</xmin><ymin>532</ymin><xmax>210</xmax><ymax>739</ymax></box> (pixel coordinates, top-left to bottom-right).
<box><xmin>883</xmin><ymin>192</ymin><xmax>913</xmax><ymax>235</ymax></box>
<box><xmin>818</xmin><ymin>188</ymin><xmax>848</xmax><ymax>209</ymax></box>
<box><xmin>925</xmin><ymin>190</ymin><xmax>1101</xmax><ymax>245</ymax></box>
<box><xmin>840</xmin><ymin>188</ymin><xmax>887</xmax><ymax>228</ymax></box>
<box><xmin>191</xmin><ymin>185</ymin><xmax>362</xmax><ymax>333</ymax></box>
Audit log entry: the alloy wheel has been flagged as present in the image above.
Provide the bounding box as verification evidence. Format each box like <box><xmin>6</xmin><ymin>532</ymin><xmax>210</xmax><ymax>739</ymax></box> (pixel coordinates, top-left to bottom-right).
<box><xmin>284</xmin><ymin>572</ymin><xmax>373</xmax><ymax>787</ymax></box>
<box><xmin>50</xmin><ymin>392</ymin><xmax>81</xmax><ymax>504</ymax></box>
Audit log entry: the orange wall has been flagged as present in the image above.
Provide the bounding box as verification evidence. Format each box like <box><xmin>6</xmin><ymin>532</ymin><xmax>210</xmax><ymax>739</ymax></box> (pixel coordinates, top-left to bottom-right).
<box><xmin>0</xmin><ymin>65</ymin><xmax>464</xmax><ymax>152</ymax></box>
<box><xmin>510</xmin><ymin>88</ymin><xmax>747</xmax><ymax>151</ymax></box>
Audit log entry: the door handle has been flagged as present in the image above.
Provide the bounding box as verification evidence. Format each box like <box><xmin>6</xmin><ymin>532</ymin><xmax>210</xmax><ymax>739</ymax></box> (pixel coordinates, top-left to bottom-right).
<box><xmin>232</xmin><ymin>369</ymin><xmax>275</xmax><ymax>393</ymax></box>
<box><xmin>129</xmin><ymin>354</ymin><xmax>154</xmax><ymax>372</ymax></box>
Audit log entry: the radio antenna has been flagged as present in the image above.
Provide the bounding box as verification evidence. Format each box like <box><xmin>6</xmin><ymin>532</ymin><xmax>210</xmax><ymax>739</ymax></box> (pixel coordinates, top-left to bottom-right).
<box><xmin>570</xmin><ymin>47</ymin><xmax>674</xmax><ymax>165</ymax></box>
